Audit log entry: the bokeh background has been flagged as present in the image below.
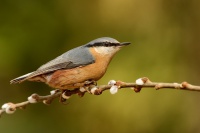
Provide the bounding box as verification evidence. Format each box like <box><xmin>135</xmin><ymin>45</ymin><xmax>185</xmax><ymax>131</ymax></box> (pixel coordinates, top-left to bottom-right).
<box><xmin>0</xmin><ymin>0</ymin><xmax>200</xmax><ymax>133</ymax></box>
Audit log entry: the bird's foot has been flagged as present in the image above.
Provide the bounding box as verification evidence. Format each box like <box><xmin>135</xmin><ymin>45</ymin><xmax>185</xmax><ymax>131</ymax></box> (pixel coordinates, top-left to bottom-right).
<box><xmin>82</xmin><ymin>80</ymin><xmax>102</xmax><ymax>95</ymax></box>
<box><xmin>84</xmin><ymin>80</ymin><xmax>97</xmax><ymax>87</ymax></box>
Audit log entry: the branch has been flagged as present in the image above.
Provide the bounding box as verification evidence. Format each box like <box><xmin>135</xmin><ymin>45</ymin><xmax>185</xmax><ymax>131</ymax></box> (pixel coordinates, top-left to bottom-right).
<box><xmin>1</xmin><ymin>77</ymin><xmax>200</xmax><ymax>117</ymax></box>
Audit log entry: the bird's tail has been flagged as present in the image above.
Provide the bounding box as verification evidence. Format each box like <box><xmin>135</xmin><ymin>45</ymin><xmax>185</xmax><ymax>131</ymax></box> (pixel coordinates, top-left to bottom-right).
<box><xmin>10</xmin><ymin>72</ymin><xmax>34</xmax><ymax>84</ymax></box>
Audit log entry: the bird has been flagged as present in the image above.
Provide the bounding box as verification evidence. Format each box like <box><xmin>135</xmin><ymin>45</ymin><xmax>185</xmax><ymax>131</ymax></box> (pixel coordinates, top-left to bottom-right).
<box><xmin>10</xmin><ymin>37</ymin><xmax>130</xmax><ymax>90</ymax></box>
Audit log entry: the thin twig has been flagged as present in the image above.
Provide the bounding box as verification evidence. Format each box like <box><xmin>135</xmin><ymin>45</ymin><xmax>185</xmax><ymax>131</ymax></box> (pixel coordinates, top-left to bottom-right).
<box><xmin>1</xmin><ymin>77</ymin><xmax>200</xmax><ymax>117</ymax></box>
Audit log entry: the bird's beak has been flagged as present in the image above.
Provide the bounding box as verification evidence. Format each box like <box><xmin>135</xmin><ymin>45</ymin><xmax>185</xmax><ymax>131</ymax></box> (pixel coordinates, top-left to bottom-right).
<box><xmin>119</xmin><ymin>42</ymin><xmax>131</xmax><ymax>46</ymax></box>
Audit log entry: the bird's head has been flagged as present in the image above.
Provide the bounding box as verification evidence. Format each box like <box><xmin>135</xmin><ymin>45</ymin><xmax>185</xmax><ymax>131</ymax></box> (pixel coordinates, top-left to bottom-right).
<box><xmin>85</xmin><ymin>37</ymin><xmax>130</xmax><ymax>55</ymax></box>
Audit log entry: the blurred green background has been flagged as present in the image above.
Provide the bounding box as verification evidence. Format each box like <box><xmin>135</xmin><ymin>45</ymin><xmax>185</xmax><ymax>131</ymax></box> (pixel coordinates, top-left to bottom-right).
<box><xmin>0</xmin><ymin>0</ymin><xmax>200</xmax><ymax>133</ymax></box>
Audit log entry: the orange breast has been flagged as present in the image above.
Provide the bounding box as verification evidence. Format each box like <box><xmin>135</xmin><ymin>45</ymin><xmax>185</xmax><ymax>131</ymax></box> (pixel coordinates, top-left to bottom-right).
<box><xmin>46</xmin><ymin>48</ymin><xmax>114</xmax><ymax>89</ymax></box>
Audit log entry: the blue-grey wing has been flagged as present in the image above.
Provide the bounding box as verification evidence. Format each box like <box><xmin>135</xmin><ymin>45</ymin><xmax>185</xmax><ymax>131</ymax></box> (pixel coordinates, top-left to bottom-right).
<box><xmin>26</xmin><ymin>46</ymin><xmax>95</xmax><ymax>79</ymax></box>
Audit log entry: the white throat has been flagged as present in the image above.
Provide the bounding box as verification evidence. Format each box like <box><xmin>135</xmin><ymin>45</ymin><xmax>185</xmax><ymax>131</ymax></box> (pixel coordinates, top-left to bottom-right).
<box><xmin>94</xmin><ymin>47</ymin><xmax>120</xmax><ymax>55</ymax></box>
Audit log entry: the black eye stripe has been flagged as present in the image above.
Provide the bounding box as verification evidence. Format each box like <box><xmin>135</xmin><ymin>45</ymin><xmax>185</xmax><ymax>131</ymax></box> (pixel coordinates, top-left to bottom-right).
<box><xmin>86</xmin><ymin>42</ymin><xmax>120</xmax><ymax>47</ymax></box>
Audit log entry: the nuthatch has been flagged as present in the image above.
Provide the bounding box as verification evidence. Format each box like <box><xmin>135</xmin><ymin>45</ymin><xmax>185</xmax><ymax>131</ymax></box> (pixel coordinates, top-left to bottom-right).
<box><xmin>10</xmin><ymin>37</ymin><xmax>130</xmax><ymax>90</ymax></box>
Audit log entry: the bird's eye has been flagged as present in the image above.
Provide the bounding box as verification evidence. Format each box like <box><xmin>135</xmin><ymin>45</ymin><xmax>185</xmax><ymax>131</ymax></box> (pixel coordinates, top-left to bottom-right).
<box><xmin>104</xmin><ymin>42</ymin><xmax>118</xmax><ymax>47</ymax></box>
<box><xmin>104</xmin><ymin>42</ymin><xmax>110</xmax><ymax>47</ymax></box>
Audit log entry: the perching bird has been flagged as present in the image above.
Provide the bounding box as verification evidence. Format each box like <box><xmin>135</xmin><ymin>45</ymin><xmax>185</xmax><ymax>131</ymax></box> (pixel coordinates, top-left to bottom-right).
<box><xmin>10</xmin><ymin>37</ymin><xmax>130</xmax><ymax>90</ymax></box>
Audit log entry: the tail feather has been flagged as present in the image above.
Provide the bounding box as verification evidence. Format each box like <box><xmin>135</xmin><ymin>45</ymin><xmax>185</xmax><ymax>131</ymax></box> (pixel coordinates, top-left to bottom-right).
<box><xmin>10</xmin><ymin>72</ymin><xmax>34</xmax><ymax>84</ymax></box>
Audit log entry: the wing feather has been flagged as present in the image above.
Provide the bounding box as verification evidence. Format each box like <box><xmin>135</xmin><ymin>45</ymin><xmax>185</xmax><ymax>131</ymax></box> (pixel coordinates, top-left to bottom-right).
<box><xmin>10</xmin><ymin>46</ymin><xmax>95</xmax><ymax>84</ymax></box>
<box><xmin>26</xmin><ymin>61</ymin><xmax>73</xmax><ymax>79</ymax></box>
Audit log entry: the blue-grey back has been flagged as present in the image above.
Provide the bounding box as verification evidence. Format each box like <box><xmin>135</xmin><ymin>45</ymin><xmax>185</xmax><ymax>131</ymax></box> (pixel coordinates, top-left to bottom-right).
<box><xmin>37</xmin><ymin>46</ymin><xmax>95</xmax><ymax>71</ymax></box>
